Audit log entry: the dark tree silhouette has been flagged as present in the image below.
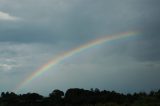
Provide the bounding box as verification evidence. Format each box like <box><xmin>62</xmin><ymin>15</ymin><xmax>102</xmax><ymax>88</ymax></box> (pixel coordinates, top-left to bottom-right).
<box><xmin>49</xmin><ymin>89</ymin><xmax>64</xmax><ymax>104</ymax></box>
<box><xmin>0</xmin><ymin>88</ymin><xmax>160</xmax><ymax>106</ymax></box>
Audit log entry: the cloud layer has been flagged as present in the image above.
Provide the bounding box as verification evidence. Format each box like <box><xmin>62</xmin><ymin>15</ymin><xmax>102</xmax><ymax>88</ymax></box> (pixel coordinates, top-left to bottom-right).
<box><xmin>0</xmin><ymin>0</ymin><xmax>160</xmax><ymax>95</ymax></box>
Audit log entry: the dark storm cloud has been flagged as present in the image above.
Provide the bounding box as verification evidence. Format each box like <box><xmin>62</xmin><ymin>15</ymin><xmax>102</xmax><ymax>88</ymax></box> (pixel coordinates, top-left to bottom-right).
<box><xmin>126</xmin><ymin>0</ymin><xmax>160</xmax><ymax>62</ymax></box>
<box><xmin>0</xmin><ymin>0</ymin><xmax>144</xmax><ymax>44</ymax></box>
<box><xmin>0</xmin><ymin>0</ymin><xmax>160</xmax><ymax>60</ymax></box>
<box><xmin>0</xmin><ymin>23</ymin><xmax>57</xmax><ymax>43</ymax></box>
<box><xmin>0</xmin><ymin>0</ymin><xmax>160</xmax><ymax>94</ymax></box>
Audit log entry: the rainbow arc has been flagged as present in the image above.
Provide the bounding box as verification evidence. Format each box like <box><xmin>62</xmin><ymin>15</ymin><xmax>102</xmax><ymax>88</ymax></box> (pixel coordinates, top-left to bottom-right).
<box><xmin>14</xmin><ymin>31</ymin><xmax>139</xmax><ymax>92</ymax></box>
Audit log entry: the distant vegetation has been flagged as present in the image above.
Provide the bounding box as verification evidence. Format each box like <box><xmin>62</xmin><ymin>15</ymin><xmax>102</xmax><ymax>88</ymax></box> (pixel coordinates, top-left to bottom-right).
<box><xmin>0</xmin><ymin>88</ymin><xmax>160</xmax><ymax>106</ymax></box>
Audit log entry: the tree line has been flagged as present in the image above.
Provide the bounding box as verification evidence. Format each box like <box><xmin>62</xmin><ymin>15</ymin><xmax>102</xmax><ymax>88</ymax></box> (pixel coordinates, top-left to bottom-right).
<box><xmin>0</xmin><ymin>88</ymin><xmax>160</xmax><ymax>106</ymax></box>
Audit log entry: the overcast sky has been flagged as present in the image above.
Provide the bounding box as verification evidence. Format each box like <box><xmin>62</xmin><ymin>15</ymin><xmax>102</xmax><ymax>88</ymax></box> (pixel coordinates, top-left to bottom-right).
<box><xmin>0</xmin><ymin>0</ymin><xmax>160</xmax><ymax>95</ymax></box>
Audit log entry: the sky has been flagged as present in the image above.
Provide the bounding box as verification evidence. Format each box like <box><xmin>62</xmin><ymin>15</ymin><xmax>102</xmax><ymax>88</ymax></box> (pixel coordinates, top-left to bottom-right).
<box><xmin>0</xmin><ymin>0</ymin><xmax>160</xmax><ymax>95</ymax></box>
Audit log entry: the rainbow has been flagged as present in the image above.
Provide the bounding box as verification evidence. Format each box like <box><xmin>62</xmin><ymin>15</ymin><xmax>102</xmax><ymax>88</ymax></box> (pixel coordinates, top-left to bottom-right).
<box><xmin>14</xmin><ymin>31</ymin><xmax>139</xmax><ymax>92</ymax></box>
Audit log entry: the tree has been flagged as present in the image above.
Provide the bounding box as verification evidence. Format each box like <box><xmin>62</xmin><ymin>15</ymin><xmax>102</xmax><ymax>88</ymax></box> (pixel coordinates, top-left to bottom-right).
<box><xmin>49</xmin><ymin>89</ymin><xmax>64</xmax><ymax>103</ymax></box>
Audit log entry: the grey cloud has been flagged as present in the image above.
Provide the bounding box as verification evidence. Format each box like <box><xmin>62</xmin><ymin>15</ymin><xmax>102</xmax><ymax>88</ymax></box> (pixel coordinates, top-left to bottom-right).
<box><xmin>0</xmin><ymin>0</ymin><xmax>146</xmax><ymax>44</ymax></box>
<box><xmin>125</xmin><ymin>0</ymin><xmax>160</xmax><ymax>62</ymax></box>
<box><xmin>0</xmin><ymin>0</ymin><xmax>160</xmax><ymax>94</ymax></box>
<box><xmin>0</xmin><ymin>42</ymin><xmax>62</xmax><ymax>91</ymax></box>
